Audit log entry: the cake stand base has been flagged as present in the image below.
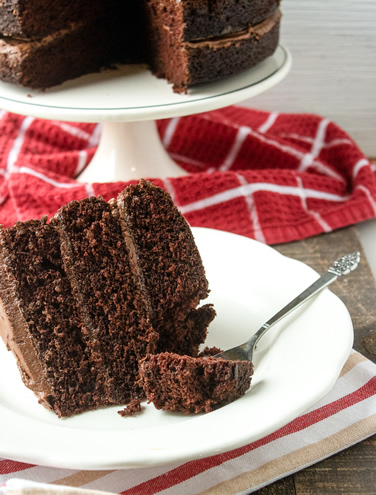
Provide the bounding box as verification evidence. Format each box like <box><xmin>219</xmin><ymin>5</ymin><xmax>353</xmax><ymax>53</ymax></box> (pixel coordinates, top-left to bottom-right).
<box><xmin>77</xmin><ymin>120</ymin><xmax>187</xmax><ymax>183</ymax></box>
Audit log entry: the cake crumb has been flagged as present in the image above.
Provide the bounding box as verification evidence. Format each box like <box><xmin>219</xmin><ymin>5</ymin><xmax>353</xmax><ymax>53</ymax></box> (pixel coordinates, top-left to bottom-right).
<box><xmin>198</xmin><ymin>346</ymin><xmax>222</xmax><ymax>357</ymax></box>
<box><xmin>118</xmin><ymin>398</ymin><xmax>142</xmax><ymax>417</ymax></box>
<box><xmin>140</xmin><ymin>352</ymin><xmax>253</xmax><ymax>414</ymax></box>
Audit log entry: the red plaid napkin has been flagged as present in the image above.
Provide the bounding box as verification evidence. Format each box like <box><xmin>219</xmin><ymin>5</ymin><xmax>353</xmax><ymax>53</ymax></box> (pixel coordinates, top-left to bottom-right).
<box><xmin>0</xmin><ymin>105</ymin><xmax>375</xmax><ymax>243</ymax></box>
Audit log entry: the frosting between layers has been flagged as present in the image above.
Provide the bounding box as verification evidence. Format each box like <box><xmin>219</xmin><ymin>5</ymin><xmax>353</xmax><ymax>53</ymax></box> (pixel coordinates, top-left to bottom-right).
<box><xmin>185</xmin><ymin>8</ymin><xmax>281</xmax><ymax>50</ymax></box>
<box><xmin>111</xmin><ymin>198</ymin><xmax>154</xmax><ymax>322</ymax></box>
<box><xmin>0</xmin><ymin>21</ymin><xmax>86</xmax><ymax>58</ymax></box>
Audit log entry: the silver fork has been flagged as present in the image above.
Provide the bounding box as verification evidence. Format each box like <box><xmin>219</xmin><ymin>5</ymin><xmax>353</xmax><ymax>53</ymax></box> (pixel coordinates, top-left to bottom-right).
<box><xmin>214</xmin><ymin>252</ymin><xmax>361</xmax><ymax>362</ymax></box>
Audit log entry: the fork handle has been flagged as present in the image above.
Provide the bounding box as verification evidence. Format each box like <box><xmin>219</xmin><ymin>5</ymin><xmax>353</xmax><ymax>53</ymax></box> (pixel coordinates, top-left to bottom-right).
<box><xmin>214</xmin><ymin>252</ymin><xmax>359</xmax><ymax>362</ymax></box>
<box><xmin>248</xmin><ymin>271</ymin><xmax>338</xmax><ymax>350</ymax></box>
<box><xmin>246</xmin><ymin>251</ymin><xmax>360</xmax><ymax>355</ymax></box>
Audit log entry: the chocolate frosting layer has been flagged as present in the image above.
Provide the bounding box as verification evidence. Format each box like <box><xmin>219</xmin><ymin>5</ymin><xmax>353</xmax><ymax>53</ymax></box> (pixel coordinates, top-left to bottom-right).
<box><xmin>185</xmin><ymin>8</ymin><xmax>281</xmax><ymax>50</ymax></box>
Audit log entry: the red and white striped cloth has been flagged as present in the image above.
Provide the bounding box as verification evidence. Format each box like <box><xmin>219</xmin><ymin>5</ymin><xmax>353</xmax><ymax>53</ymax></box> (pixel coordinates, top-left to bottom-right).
<box><xmin>0</xmin><ymin>106</ymin><xmax>375</xmax><ymax>243</ymax></box>
<box><xmin>1</xmin><ymin>351</ymin><xmax>375</xmax><ymax>494</ymax></box>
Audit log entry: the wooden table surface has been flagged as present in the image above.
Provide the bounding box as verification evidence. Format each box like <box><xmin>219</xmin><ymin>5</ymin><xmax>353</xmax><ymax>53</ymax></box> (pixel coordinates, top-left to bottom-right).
<box><xmin>252</xmin><ymin>225</ymin><xmax>376</xmax><ymax>494</ymax></box>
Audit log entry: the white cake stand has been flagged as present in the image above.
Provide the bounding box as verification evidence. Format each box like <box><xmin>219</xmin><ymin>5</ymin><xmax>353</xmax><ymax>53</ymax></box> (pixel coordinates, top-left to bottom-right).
<box><xmin>0</xmin><ymin>45</ymin><xmax>291</xmax><ymax>183</ymax></box>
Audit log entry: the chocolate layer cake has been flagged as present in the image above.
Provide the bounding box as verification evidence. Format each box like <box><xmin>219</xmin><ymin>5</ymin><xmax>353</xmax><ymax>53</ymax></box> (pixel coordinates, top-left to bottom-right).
<box><xmin>140</xmin><ymin>353</ymin><xmax>254</xmax><ymax>414</ymax></box>
<box><xmin>0</xmin><ymin>180</ymin><xmax>214</xmax><ymax>416</ymax></box>
<box><xmin>0</xmin><ymin>0</ymin><xmax>282</xmax><ymax>91</ymax></box>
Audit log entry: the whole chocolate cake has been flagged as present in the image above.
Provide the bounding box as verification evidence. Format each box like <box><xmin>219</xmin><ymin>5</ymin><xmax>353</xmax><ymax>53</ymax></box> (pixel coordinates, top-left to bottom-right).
<box><xmin>0</xmin><ymin>180</ymin><xmax>215</xmax><ymax>417</ymax></box>
<box><xmin>0</xmin><ymin>0</ymin><xmax>282</xmax><ymax>92</ymax></box>
<box><xmin>140</xmin><ymin>353</ymin><xmax>254</xmax><ymax>414</ymax></box>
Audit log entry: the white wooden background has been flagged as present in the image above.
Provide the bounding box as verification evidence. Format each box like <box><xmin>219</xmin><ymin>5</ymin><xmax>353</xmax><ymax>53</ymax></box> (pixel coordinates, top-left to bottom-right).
<box><xmin>243</xmin><ymin>0</ymin><xmax>376</xmax><ymax>157</ymax></box>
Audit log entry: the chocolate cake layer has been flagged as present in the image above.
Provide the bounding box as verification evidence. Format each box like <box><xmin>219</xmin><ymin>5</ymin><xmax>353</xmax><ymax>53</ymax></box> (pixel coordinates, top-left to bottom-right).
<box><xmin>0</xmin><ymin>218</ymin><xmax>104</xmax><ymax>417</ymax></box>
<box><xmin>158</xmin><ymin>304</ymin><xmax>216</xmax><ymax>356</ymax></box>
<box><xmin>0</xmin><ymin>19</ymin><xmax>134</xmax><ymax>89</ymax></box>
<box><xmin>146</xmin><ymin>8</ymin><xmax>281</xmax><ymax>92</ymax></box>
<box><xmin>53</xmin><ymin>196</ymin><xmax>157</xmax><ymax>405</ymax></box>
<box><xmin>186</xmin><ymin>9</ymin><xmax>281</xmax><ymax>84</ymax></box>
<box><xmin>116</xmin><ymin>179</ymin><xmax>214</xmax><ymax>356</ymax></box>
<box><xmin>145</xmin><ymin>0</ymin><xmax>280</xmax><ymax>43</ymax></box>
<box><xmin>140</xmin><ymin>353</ymin><xmax>254</xmax><ymax>413</ymax></box>
<box><xmin>0</xmin><ymin>0</ymin><xmax>107</xmax><ymax>39</ymax></box>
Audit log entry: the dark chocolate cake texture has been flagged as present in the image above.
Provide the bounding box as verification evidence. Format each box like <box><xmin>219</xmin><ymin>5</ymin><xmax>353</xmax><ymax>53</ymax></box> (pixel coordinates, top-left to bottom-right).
<box><xmin>140</xmin><ymin>353</ymin><xmax>254</xmax><ymax>414</ymax></box>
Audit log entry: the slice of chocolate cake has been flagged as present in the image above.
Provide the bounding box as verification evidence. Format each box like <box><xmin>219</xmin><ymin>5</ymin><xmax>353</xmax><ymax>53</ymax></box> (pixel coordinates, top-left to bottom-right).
<box><xmin>115</xmin><ymin>179</ymin><xmax>216</xmax><ymax>356</ymax></box>
<box><xmin>140</xmin><ymin>353</ymin><xmax>254</xmax><ymax>414</ymax></box>
<box><xmin>0</xmin><ymin>180</ymin><xmax>215</xmax><ymax>417</ymax></box>
<box><xmin>0</xmin><ymin>217</ymin><xmax>108</xmax><ymax>417</ymax></box>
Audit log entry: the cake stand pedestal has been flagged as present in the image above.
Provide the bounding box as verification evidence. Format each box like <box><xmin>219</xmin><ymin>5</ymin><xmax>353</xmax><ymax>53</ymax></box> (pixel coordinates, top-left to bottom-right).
<box><xmin>0</xmin><ymin>46</ymin><xmax>291</xmax><ymax>183</ymax></box>
<box><xmin>85</xmin><ymin>120</ymin><xmax>185</xmax><ymax>182</ymax></box>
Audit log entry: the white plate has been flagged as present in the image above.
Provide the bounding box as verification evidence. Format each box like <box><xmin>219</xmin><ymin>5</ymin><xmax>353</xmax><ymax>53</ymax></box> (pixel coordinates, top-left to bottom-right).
<box><xmin>0</xmin><ymin>227</ymin><xmax>353</xmax><ymax>470</ymax></box>
<box><xmin>0</xmin><ymin>45</ymin><xmax>291</xmax><ymax>122</ymax></box>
